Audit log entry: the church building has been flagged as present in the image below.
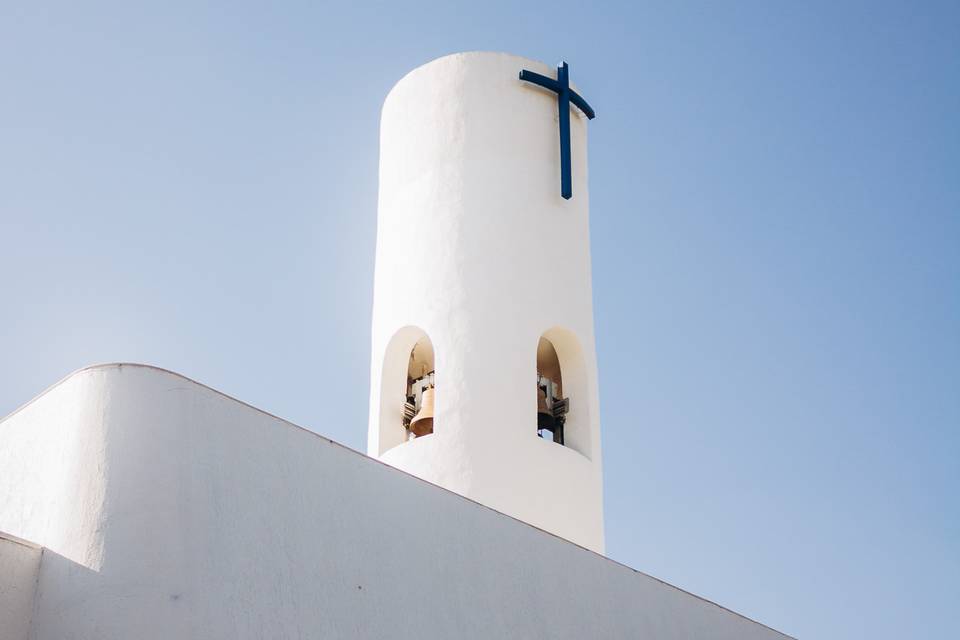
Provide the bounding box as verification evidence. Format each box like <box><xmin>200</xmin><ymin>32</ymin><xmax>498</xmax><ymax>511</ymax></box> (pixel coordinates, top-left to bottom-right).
<box><xmin>0</xmin><ymin>52</ymin><xmax>791</xmax><ymax>639</ymax></box>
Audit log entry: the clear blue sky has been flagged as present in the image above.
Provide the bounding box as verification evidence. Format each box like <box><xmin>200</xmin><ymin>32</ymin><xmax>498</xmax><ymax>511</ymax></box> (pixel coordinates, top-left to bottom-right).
<box><xmin>2</xmin><ymin>2</ymin><xmax>957</xmax><ymax>637</ymax></box>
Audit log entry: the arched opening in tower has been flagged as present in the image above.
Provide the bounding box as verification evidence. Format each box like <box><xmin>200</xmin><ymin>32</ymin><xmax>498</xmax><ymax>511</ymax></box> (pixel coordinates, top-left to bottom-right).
<box><xmin>537</xmin><ymin>336</ymin><xmax>568</xmax><ymax>445</ymax></box>
<box><xmin>404</xmin><ymin>336</ymin><xmax>435</xmax><ymax>439</ymax></box>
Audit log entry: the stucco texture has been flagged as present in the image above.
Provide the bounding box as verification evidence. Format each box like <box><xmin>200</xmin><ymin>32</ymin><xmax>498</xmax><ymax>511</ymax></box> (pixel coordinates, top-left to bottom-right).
<box><xmin>0</xmin><ymin>534</ymin><xmax>41</xmax><ymax>640</ymax></box>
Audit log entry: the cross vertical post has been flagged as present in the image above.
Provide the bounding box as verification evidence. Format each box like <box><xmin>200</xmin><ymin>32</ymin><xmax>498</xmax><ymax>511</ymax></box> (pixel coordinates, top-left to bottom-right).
<box><xmin>556</xmin><ymin>62</ymin><xmax>572</xmax><ymax>199</ymax></box>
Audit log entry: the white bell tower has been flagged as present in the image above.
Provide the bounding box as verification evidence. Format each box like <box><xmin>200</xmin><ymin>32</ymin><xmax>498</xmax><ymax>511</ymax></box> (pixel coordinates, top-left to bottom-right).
<box><xmin>367</xmin><ymin>52</ymin><xmax>604</xmax><ymax>553</ymax></box>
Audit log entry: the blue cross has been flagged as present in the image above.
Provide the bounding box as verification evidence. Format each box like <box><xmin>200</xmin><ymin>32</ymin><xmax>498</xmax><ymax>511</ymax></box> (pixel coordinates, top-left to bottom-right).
<box><xmin>519</xmin><ymin>61</ymin><xmax>596</xmax><ymax>200</ymax></box>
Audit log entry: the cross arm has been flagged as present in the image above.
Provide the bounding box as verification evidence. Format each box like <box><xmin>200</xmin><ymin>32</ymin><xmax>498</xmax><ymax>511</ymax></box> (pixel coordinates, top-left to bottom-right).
<box><xmin>569</xmin><ymin>89</ymin><xmax>595</xmax><ymax>120</ymax></box>
<box><xmin>518</xmin><ymin>69</ymin><xmax>560</xmax><ymax>93</ymax></box>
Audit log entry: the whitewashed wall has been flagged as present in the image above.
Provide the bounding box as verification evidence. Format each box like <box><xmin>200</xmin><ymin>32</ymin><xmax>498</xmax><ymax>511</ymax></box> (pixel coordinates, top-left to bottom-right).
<box><xmin>0</xmin><ymin>534</ymin><xmax>41</xmax><ymax>640</ymax></box>
<box><xmin>369</xmin><ymin>52</ymin><xmax>605</xmax><ymax>552</ymax></box>
<box><xmin>0</xmin><ymin>364</ymin><xmax>791</xmax><ymax>639</ymax></box>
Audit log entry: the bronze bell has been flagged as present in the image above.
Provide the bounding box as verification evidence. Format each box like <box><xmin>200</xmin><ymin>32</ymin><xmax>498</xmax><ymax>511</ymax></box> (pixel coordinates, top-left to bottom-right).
<box><xmin>410</xmin><ymin>387</ymin><xmax>435</xmax><ymax>437</ymax></box>
<box><xmin>537</xmin><ymin>387</ymin><xmax>555</xmax><ymax>430</ymax></box>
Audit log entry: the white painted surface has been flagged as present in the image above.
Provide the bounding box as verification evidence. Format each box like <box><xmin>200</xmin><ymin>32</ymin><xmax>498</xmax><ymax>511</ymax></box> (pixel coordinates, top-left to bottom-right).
<box><xmin>369</xmin><ymin>52</ymin><xmax>605</xmax><ymax>552</ymax></box>
<box><xmin>0</xmin><ymin>364</ymin><xmax>791</xmax><ymax>639</ymax></box>
<box><xmin>0</xmin><ymin>371</ymin><xmax>108</xmax><ymax>572</ymax></box>
<box><xmin>0</xmin><ymin>534</ymin><xmax>41</xmax><ymax>640</ymax></box>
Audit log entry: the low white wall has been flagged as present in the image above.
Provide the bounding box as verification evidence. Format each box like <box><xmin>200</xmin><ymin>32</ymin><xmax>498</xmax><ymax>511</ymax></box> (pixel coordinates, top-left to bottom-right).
<box><xmin>0</xmin><ymin>370</ymin><xmax>109</xmax><ymax>570</ymax></box>
<box><xmin>0</xmin><ymin>533</ymin><xmax>41</xmax><ymax>640</ymax></box>
<box><xmin>0</xmin><ymin>364</ymin><xmax>790</xmax><ymax>639</ymax></box>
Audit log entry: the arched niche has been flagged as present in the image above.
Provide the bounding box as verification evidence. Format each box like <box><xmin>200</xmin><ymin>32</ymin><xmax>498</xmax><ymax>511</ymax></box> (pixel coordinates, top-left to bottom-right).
<box><xmin>536</xmin><ymin>327</ymin><xmax>592</xmax><ymax>457</ymax></box>
<box><xmin>378</xmin><ymin>326</ymin><xmax>436</xmax><ymax>455</ymax></box>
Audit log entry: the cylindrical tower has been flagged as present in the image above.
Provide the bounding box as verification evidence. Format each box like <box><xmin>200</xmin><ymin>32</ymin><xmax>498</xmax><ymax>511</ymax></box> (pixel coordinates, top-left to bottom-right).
<box><xmin>368</xmin><ymin>52</ymin><xmax>604</xmax><ymax>553</ymax></box>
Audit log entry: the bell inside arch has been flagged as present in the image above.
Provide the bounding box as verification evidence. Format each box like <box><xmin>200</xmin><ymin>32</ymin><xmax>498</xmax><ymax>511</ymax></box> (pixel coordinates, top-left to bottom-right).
<box><xmin>405</xmin><ymin>336</ymin><xmax>435</xmax><ymax>439</ymax></box>
<box><xmin>537</xmin><ymin>337</ymin><xmax>567</xmax><ymax>445</ymax></box>
<box><xmin>537</xmin><ymin>386</ymin><xmax>555</xmax><ymax>430</ymax></box>
<box><xmin>410</xmin><ymin>386</ymin><xmax>435</xmax><ymax>437</ymax></box>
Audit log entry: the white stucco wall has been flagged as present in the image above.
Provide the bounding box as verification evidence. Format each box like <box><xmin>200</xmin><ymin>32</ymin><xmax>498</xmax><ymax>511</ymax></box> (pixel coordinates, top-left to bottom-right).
<box><xmin>0</xmin><ymin>534</ymin><xmax>41</xmax><ymax>640</ymax></box>
<box><xmin>0</xmin><ymin>364</ymin><xmax>791</xmax><ymax>639</ymax></box>
<box><xmin>369</xmin><ymin>51</ymin><xmax>605</xmax><ymax>552</ymax></box>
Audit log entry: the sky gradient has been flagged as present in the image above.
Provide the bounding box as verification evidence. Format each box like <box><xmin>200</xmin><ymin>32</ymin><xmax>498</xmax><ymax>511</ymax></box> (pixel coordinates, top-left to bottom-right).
<box><xmin>2</xmin><ymin>2</ymin><xmax>958</xmax><ymax>638</ymax></box>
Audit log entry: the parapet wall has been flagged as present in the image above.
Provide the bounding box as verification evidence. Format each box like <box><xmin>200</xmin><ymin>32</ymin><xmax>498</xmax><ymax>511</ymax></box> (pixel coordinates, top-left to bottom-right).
<box><xmin>0</xmin><ymin>364</ymin><xmax>791</xmax><ymax>639</ymax></box>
